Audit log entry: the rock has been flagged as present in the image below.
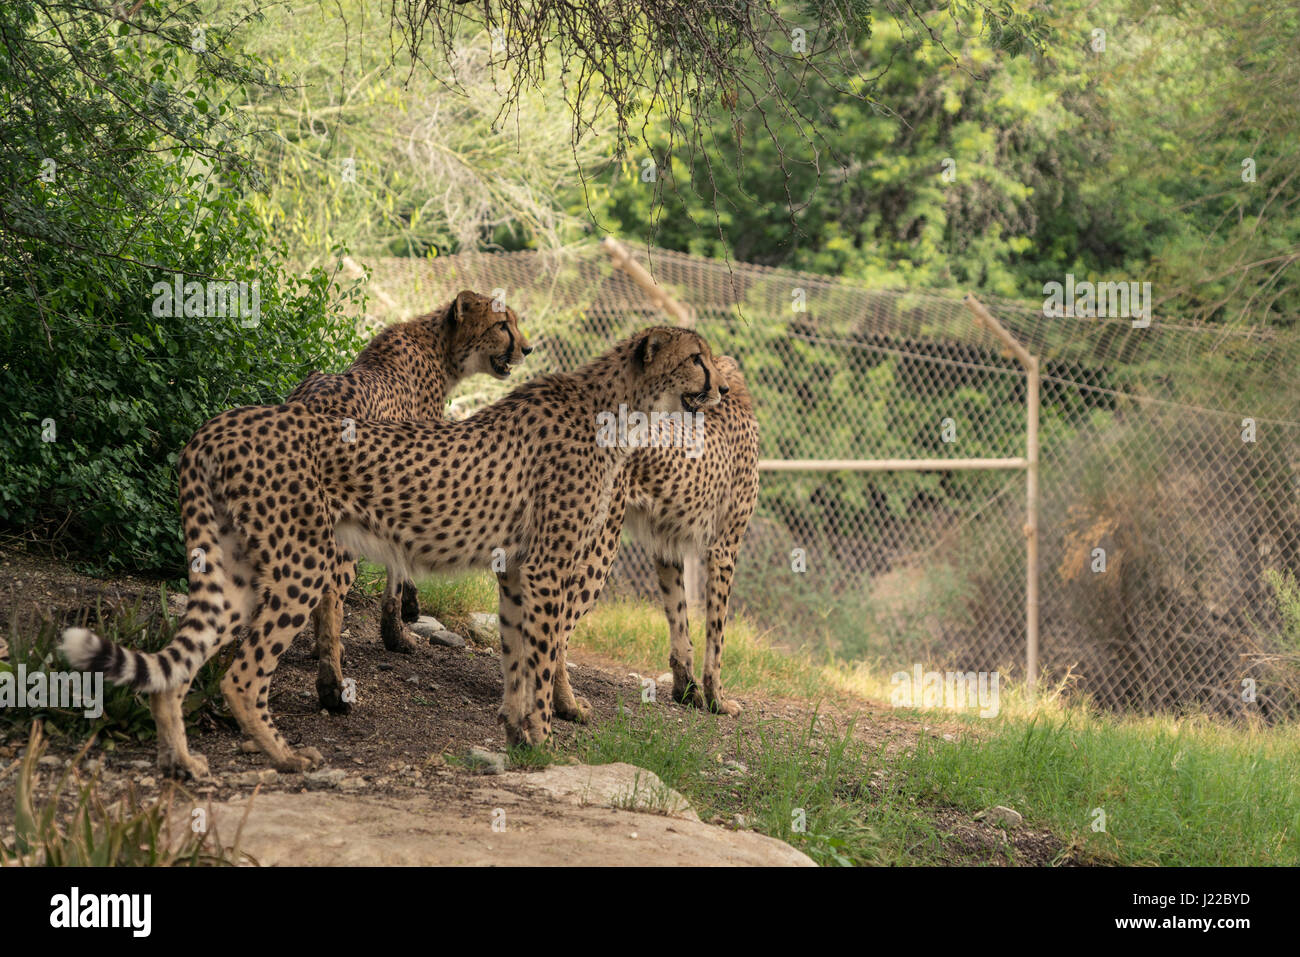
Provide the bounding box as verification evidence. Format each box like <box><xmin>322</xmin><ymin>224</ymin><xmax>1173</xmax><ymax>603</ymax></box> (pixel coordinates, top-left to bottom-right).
<box><xmin>465</xmin><ymin>748</ymin><xmax>506</xmax><ymax>775</ymax></box>
<box><xmin>656</xmin><ymin>672</ymin><xmax>673</xmax><ymax>685</ymax></box>
<box><xmin>139</xmin><ymin>777</ymin><xmax>156</xmax><ymax>789</ymax></box>
<box><xmin>975</xmin><ymin>805</ymin><xmax>1023</xmax><ymax>828</ymax></box>
<box><xmin>233</xmin><ymin>769</ymin><xmax>278</xmax><ymax>787</ymax></box>
<box><xmin>129</xmin><ymin>759</ymin><xmax>151</xmax><ymax>770</ymax></box>
<box><xmin>722</xmin><ymin>759</ymin><xmax>747</xmax><ymax>774</ymax></box>
<box><xmin>427</xmin><ymin>630</ymin><xmax>466</xmax><ymax>649</ymax></box>
<box><xmin>466</xmin><ymin>612</ymin><xmax>500</xmax><ymax>643</ymax></box>
<box><xmin>732</xmin><ymin>814</ymin><xmax>747</xmax><ymax>829</ymax></box>
<box><xmin>304</xmin><ymin>768</ymin><xmax>347</xmax><ymax>790</ymax></box>
<box><xmin>377</xmin><ymin>662</ymin><xmax>394</xmax><ymax>672</ymax></box>
<box><xmin>497</xmin><ymin>763</ymin><xmax>700</xmax><ymax>822</ymax></box>
<box><xmin>38</xmin><ymin>756</ymin><xmax>63</xmax><ymax>769</ymax></box>
<box><xmin>338</xmin><ymin>777</ymin><xmax>367</xmax><ymax>793</ymax></box>
<box><xmin>170</xmin><ymin>789</ymin><xmax>816</xmax><ymax>866</ymax></box>
<box><xmin>406</xmin><ymin>615</ymin><xmax>446</xmax><ymax>639</ymax></box>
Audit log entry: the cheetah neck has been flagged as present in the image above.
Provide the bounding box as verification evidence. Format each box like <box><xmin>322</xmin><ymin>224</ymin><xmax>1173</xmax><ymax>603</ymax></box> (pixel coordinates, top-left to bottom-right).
<box><xmin>351</xmin><ymin>308</ymin><xmax>459</xmax><ymax>420</ymax></box>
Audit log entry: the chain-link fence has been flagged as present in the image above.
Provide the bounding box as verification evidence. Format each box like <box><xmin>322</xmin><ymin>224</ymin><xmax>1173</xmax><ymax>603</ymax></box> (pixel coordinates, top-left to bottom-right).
<box><xmin>343</xmin><ymin>243</ymin><xmax>1300</xmax><ymax>720</ymax></box>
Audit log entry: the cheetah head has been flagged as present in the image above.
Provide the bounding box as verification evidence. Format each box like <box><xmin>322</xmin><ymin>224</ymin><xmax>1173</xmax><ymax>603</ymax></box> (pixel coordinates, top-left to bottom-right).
<box><xmin>633</xmin><ymin>326</ymin><xmax>728</xmax><ymax>414</ymax></box>
<box><xmin>446</xmin><ymin>289</ymin><xmax>532</xmax><ymax>380</ymax></box>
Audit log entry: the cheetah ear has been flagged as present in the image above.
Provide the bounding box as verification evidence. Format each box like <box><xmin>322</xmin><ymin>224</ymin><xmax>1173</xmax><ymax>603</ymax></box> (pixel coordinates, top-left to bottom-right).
<box><xmin>634</xmin><ymin>328</ymin><xmax>672</xmax><ymax>370</ymax></box>
<box><xmin>448</xmin><ymin>290</ymin><xmax>473</xmax><ymax>324</ymax></box>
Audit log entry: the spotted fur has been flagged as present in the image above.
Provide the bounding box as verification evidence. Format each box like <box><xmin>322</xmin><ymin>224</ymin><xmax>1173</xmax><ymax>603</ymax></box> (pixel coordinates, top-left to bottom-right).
<box><xmin>558</xmin><ymin>355</ymin><xmax>759</xmax><ymax>721</ymax></box>
<box><xmin>286</xmin><ymin>289</ymin><xmax>529</xmax><ymax>659</ymax></box>
<box><xmin>61</xmin><ymin>327</ymin><xmax>724</xmax><ymax>777</ymax></box>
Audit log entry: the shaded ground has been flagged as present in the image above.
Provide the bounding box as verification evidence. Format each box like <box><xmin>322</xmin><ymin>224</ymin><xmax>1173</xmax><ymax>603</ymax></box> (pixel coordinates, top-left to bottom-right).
<box><xmin>0</xmin><ymin>546</ymin><xmax>1067</xmax><ymax>865</ymax></box>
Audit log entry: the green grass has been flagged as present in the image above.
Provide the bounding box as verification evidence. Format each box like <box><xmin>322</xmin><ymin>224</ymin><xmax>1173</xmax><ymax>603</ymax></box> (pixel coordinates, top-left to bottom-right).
<box><xmin>572</xmin><ymin>698</ymin><xmax>883</xmax><ymax>866</ymax></box>
<box><xmin>561</xmin><ymin>598</ymin><xmax>1300</xmax><ymax>866</ymax></box>
<box><xmin>892</xmin><ymin>710</ymin><xmax>1300</xmax><ymax>865</ymax></box>
<box><xmin>355</xmin><ymin>561</ymin><xmax>497</xmax><ymax>635</ymax></box>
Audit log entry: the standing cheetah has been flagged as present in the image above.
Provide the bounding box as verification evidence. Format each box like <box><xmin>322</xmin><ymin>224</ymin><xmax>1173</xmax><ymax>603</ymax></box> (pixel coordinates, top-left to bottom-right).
<box><xmin>557</xmin><ymin>355</ymin><xmax>759</xmax><ymax>721</ymax></box>
<box><xmin>286</xmin><ymin>289</ymin><xmax>530</xmax><ymax>658</ymax></box>
<box><xmin>61</xmin><ymin>327</ymin><xmax>725</xmax><ymax>775</ymax></box>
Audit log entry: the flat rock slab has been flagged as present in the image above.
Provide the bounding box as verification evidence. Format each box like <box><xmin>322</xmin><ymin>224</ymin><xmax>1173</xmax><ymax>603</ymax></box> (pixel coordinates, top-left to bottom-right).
<box><xmin>496</xmin><ymin>762</ymin><xmax>699</xmax><ymax>821</ymax></box>
<box><xmin>178</xmin><ymin>768</ymin><xmax>813</xmax><ymax>866</ymax></box>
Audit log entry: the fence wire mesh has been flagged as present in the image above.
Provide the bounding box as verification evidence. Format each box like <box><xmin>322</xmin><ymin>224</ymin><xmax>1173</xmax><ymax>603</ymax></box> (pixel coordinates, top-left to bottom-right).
<box><xmin>347</xmin><ymin>243</ymin><xmax>1300</xmax><ymax>720</ymax></box>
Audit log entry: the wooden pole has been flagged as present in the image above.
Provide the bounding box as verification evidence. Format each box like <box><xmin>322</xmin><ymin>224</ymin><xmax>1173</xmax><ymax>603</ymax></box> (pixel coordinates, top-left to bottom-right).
<box><xmin>964</xmin><ymin>294</ymin><xmax>1040</xmax><ymax>696</ymax></box>
<box><xmin>602</xmin><ymin>236</ymin><xmax>701</xmax><ymax>606</ymax></box>
<box><xmin>602</xmin><ymin>237</ymin><xmax>696</xmax><ymax>327</ymax></box>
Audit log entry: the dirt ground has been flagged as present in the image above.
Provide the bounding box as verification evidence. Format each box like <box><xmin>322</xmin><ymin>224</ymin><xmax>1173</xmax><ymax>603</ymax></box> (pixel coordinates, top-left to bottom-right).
<box><xmin>0</xmin><ymin>546</ymin><xmax>1068</xmax><ymax>865</ymax></box>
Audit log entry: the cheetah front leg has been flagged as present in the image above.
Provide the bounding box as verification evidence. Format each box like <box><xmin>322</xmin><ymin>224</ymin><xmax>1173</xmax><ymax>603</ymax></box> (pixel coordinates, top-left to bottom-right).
<box><xmin>702</xmin><ymin>536</ymin><xmax>744</xmax><ymax>717</ymax></box>
<box><xmin>500</xmin><ymin>559</ymin><xmax>575</xmax><ymax>747</ymax></box>
<box><xmin>655</xmin><ymin>557</ymin><xmax>706</xmax><ymax>710</ymax></box>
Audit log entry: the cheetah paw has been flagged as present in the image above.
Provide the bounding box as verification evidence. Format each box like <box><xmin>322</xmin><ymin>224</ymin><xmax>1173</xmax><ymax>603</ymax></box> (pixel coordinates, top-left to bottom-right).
<box><xmin>707</xmin><ymin>696</ymin><xmax>743</xmax><ymax>717</ymax></box>
<box><xmin>673</xmin><ymin>681</ymin><xmax>707</xmax><ymax>710</ymax></box>
<box><xmin>160</xmin><ymin>752</ymin><xmax>210</xmax><ymax>780</ymax></box>
<box><xmin>555</xmin><ymin>695</ymin><xmax>592</xmax><ymax>724</ymax></box>
<box><xmin>274</xmin><ymin>747</ymin><xmax>324</xmax><ymax>773</ymax></box>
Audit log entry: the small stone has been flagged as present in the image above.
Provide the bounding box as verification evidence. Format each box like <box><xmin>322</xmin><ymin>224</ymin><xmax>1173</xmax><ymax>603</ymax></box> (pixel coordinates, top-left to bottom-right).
<box><xmin>139</xmin><ymin>776</ymin><xmax>156</xmax><ymax>788</ymax></box>
<box><xmin>975</xmin><ymin>805</ymin><xmax>1023</xmax><ymax>828</ymax></box>
<box><xmin>407</xmin><ymin>676</ymin><xmax>419</xmax><ymax>685</ymax></box>
<box><xmin>339</xmin><ymin>776</ymin><xmax>367</xmax><ymax>792</ymax></box>
<box><xmin>38</xmin><ymin>756</ymin><xmax>63</xmax><ymax>769</ymax></box>
<box><xmin>731</xmin><ymin>814</ymin><xmax>747</xmax><ymax>829</ymax></box>
<box><xmin>465</xmin><ymin>748</ymin><xmax>506</xmax><ymax>775</ymax></box>
<box><xmin>234</xmin><ymin>769</ymin><xmax>278</xmax><ymax>787</ymax></box>
<box><xmin>130</xmin><ymin>759</ymin><xmax>151</xmax><ymax>770</ymax></box>
<box><xmin>428</xmin><ymin>630</ymin><xmax>466</xmax><ymax>649</ymax></box>
<box><xmin>466</xmin><ymin>613</ymin><xmax>500</xmax><ymax>643</ymax></box>
<box><xmin>723</xmin><ymin>759</ymin><xmax>747</xmax><ymax>774</ymax></box>
<box><xmin>656</xmin><ymin>672</ymin><xmax>673</xmax><ymax>685</ymax></box>
<box><xmin>305</xmin><ymin>768</ymin><xmax>347</xmax><ymax>790</ymax></box>
<box><xmin>407</xmin><ymin>615</ymin><xmax>446</xmax><ymax>639</ymax></box>
<box><xmin>377</xmin><ymin>662</ymin><xmax>395</xmax><ymax>672</ymax></box>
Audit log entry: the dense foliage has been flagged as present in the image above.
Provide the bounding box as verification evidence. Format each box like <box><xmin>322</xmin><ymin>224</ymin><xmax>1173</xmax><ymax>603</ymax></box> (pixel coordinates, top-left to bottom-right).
<box><xmin>0</xmin><ymin>1</ymin><xmax>365</xmax><ymax>570</ymax></box>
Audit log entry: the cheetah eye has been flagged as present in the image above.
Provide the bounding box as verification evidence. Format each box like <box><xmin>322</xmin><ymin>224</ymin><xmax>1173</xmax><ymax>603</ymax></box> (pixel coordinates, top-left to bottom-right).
<box><xmin>692</xmin><ymin>354</ymin><xmax>704</xmax><ymax>367</ymax></box>
<box><xmin>497</xmin><ymin>321</ymin><xmax>509</xmax><ymax>330</ymax></box>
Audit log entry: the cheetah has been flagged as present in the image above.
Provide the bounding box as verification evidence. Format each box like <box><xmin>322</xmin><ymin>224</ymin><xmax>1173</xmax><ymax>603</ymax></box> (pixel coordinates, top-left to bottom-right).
<box><xmin>286</xmin><ymin>289</ymin><xmax>530</xmax><ymax>658</ymax></box>
<box><xmin>556</xmin><ymin>355</ymin><xmax>759</xmax><ymax>722</ymax></box>
<box><xmin>61</xmin><ymin>327</ymin><xmax>726</xmax><ymax>776</ymax></box>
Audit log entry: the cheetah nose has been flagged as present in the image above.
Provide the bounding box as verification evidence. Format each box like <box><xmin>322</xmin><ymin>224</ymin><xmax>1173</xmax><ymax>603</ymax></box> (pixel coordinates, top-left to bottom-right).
<box><xmin>718</xmin><ymin>384</ymin><xmax>730</xmax><ymax>396</ymax></box>
<box><xmin>521</xmin><ymin>345</ymin><xmax>534</xmax><ymax>356</ymax></box>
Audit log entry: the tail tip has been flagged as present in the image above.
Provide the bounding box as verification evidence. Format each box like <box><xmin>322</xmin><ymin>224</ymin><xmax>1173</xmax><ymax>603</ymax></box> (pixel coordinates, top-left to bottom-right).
<box><xmin>60</xmin><ymin>627</ymin><xmax>100</xmax><ymax>668</ymax></box>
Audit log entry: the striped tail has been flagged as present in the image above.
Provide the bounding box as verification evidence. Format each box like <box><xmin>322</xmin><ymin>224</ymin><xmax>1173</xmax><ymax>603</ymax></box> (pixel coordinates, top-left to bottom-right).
<box><xmin>61</xmin><ymin>441</ymin><xmax>229</xmax><ymax>693</ymax></box>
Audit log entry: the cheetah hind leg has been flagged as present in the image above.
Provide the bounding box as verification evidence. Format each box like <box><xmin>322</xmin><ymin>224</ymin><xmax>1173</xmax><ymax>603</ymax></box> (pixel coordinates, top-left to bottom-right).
<box><xmin>380</xmin><ymin>573</ymin><xmax>420</xmax><ymax>654</ymax></box>
<box><xmin>221</xmin><ymin>595</ymin><xmax>324</xmax><ymax>773</ymax></box>
<box><xmin>399</xmin><ymin>577</ymin><xmax>420</xmax><ymax>622</ymax></box>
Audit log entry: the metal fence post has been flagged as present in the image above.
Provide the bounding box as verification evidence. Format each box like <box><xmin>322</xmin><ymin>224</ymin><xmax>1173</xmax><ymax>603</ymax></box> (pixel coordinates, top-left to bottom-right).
<box><xmin>965</xmin><ymin>295</ymin><xmax>1040</xmax><ymax>696</ymax></box>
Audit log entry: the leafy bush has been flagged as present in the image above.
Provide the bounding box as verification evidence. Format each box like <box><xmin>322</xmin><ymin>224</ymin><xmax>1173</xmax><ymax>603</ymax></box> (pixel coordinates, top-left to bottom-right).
<box><xmin>0</xmin><ymin>1</ymin><xmax>366</xmax><ymax>571</ymax></box>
